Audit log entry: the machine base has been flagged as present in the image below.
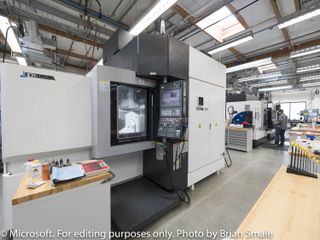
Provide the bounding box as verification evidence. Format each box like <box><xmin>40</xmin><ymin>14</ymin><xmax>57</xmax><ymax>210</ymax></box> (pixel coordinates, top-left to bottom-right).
<box><xmin>111</xmin><ymin>177</ymin><xmax>180</xmax><ymax>232</ymax></box>
<box><xmin>287</xmin><ymin>166</ymin><xmax>318</xmax><ymax>179</ymax></box>
<box><xmin>253</xmin><ymin>135</ymin><xmax>269</xmax><ymax>148</ymax></box>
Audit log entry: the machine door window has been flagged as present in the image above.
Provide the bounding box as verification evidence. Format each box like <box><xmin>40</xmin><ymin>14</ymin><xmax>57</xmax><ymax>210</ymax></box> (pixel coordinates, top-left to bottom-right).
<box><xmin>111</xmin><ymin>83</ymin><xmax>148</xmax><ymax>145</ymax></box>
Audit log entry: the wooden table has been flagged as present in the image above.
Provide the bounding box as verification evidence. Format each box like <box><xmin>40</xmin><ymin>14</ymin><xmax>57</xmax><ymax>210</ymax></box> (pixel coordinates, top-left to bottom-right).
<box><xmin>11</xmin><ymin>172</ymin><xmax>113</xmax><ymax>239</ymax></box>
<box><xmin>12</xmin><ymin>171</ymin><xmax>113</xmax><ymax>205</ymax></box>
<box><xmin>291</xmin><ymin>125</ymin><xmax>320</xmax><ymax>133</ymax></box>
<box><xmin>236</xmin><ymin>166</ymin><xmax>320</xmax><ymax>240</ymax></box>
<box><xmin>289</xmin><ymin>126</ymin><xmax>320</xmax><ymax>137</ymax></box>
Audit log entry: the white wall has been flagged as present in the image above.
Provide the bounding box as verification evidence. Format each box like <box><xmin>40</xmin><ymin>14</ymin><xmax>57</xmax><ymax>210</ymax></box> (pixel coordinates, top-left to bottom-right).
<box><xmin>271</xmin><ymin>89</ymin><xmax>320</xmax><ymax>110</ymax></box>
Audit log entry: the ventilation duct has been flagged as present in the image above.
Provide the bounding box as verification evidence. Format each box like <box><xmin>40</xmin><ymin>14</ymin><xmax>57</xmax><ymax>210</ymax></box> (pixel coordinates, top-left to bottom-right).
<box><xmin>20</xmin><ymin>20</ymin><xmax>61</xmax><ymax>67</ymax></box>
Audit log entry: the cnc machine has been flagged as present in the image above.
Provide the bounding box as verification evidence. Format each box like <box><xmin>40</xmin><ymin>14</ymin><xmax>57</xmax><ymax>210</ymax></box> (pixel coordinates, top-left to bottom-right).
<box><xmin>226</xmin><ymin>99</ymin><xmax>274</xmax><ymax>147</ymax></box>
<box><xmin>90</xmin><ymin>32</ymin><xmax>226</xmax><ymax>232</ymax></box>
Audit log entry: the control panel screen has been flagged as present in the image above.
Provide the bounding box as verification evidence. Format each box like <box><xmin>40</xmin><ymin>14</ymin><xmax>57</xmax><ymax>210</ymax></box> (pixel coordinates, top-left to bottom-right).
<box><xmin>162</xmin><ymin>89</ymin><xmax>180</xmax><ymax>106</ymax></box>
<box><xmin>158</xmin><ymin>80</ymin><xmax>185</xmax><ymax>139</ymax></box>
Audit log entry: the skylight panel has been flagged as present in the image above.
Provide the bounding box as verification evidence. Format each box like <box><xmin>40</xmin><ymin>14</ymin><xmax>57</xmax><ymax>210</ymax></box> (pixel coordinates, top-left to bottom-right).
<box><xmin>196</xmin><ymin>6</ymin><xmax>245</xmax><ymax>42</ymax></box>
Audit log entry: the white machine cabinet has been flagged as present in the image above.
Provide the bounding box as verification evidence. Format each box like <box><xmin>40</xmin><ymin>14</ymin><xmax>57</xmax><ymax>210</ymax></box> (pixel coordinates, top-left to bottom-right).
<box><xmin>187</xmin><ymin>47</ymin><xmax>226</xmax><ymax>186</ymax></box>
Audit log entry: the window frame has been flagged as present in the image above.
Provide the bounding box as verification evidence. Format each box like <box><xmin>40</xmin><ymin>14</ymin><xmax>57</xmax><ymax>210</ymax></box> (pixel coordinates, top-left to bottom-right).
<box><xmin>279</xmin><ymin>101</ymin><xmax>307</xmax><ymax>120</ymax></box>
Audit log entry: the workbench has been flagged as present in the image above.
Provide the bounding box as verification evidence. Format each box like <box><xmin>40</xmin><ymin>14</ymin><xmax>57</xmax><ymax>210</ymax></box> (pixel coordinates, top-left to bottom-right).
<box><xmin>11</xmin><ymin>172</ymin><xmax>113</xmax><ymax>239</ymax></box>
<box><xmin>289</xmin><ymin>126</ymin><xmax>320</xmax><ymax>141</ymax></box>
<box><xmin>235</xmin><ymin>166</ymin><xmax>320</xmax><ymax>240</ymax></box>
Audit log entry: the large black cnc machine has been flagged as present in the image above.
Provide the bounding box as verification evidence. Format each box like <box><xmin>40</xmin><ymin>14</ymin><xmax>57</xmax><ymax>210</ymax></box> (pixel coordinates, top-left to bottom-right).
<box><xmin>106</xmin><ymin>32</ymin><xmax>190</xmax><ymax>232</ymax></box>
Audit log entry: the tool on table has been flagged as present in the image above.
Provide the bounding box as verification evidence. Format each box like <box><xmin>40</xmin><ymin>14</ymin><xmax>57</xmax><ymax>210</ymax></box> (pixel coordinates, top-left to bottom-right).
<box><xmin>51</xmin><ymin>164</ymin><xmax>84</xmax><ymax>185</ymax></box>
<box><xmin>66</xmin><ymin>159</ymin><xmax>71</xmax><ymax>166</ymax></box>
<box><xmin>27</xmin><ymin>181</ymin><xmax>46</xmax><ymax>189</ymax></box>
<box><xmin>287</xmin><ymin>142</ymin><xmax>318</xmax><ymax>178</ymax></box>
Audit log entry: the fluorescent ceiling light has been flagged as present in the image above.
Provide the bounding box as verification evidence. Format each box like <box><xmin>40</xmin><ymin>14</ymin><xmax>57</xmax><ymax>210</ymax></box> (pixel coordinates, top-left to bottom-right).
<box><xmin>0</xmin><ymin>16</ymin><xmax>22</xmax><ymax>53</ymax></box>
<box><xmin>237</xmin><ymin>71</ymin><xmax>282</xmax><ymax>82</ymax></box>
<box><xmin>258</xmin><ymin>85</ymin><xmax>292</xmax><ymax>92</ymax></box>
<box><xmin>226</xmin><ymin>57</ymin><xmax>273</xmax><ymax>73</ymax></box>
<box><xmin>251</xmin><ymin>80</ymin><xmax>287</xmax><ymax>88</ymax></box>
<box><xmin>301</xmin><ymin>82</ymin><xmax>320</xmax><ymax>88</ymax></box>
<box><xmin>278</xmin><ymin>5</ymin><xmax>320</xmax><ymax>29</ymax></box>
<box><xmin>258</xmin><ymin>63</ymin><xmax>277</xmax><ymax>73</ymax></box>
<box><xmin>296</xmin><ymin>64</ymin><xmax>320</xmax><ymax>73</ymax></box>
<box><xmin>97</xmin><ymin>59</ymin><xmax>103</xmax><ymax>65</ymax></box>
<box><xmin>208</xmin><ymin>32</ymin><xmax>253</xmax><ymax>54</ymax></box>
<box><xmin>196</xmin><ymin>6</ymin><xmax>245</xmax><ymax>42</ymax></box>
<box><xmin>16</xmin><ymin>56</ymin><xmax>27</xmax><ymax>66</ymax></box>
<box><xmin>300</xmin><ymin>74</ymin><xmax>320</xmax><ymax>82</ymax></box>
<box><xmin>290</xmin><ymin>45</ymin><xmax>320</xmax><ymax>58</ymax></box>
<box><xmin>129</xmin><ymin>0</ymin><xmax>178</xmax><ymax>36</ymax></box>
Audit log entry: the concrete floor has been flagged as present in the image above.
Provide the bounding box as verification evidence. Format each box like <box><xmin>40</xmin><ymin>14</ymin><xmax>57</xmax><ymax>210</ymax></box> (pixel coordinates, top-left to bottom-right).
<box><xmin>0</xmin><ymin>172</ymin><xmax>3</xmax><ymax>231</ymax></box>
<box><xmin>137</xmin><ymin>146</ymin><xmax>290</xmax><ymax>240</ymax></box>
<box><xmin>0</xmin><ymin>171</ymin><xmax>3</xmax><ymax>230</ymax></box>
<box><xmin>0</xmin><ymin>145</ymin><xmax>290</xmax><ymax>239</ymax></box>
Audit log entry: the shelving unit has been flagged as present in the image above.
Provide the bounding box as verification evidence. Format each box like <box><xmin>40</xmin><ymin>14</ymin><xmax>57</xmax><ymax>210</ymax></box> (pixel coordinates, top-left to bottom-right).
<box><xmin>225</xmin><ymin>127</ymin><xmax>253</xmax><ymax>152</ymax></box>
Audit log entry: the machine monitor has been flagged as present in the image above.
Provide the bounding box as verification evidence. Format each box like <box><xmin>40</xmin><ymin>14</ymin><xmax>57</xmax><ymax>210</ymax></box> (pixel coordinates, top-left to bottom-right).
<box><xmin>161</xmin><ymin>89</ymin><xmax>181</xmax><ymax>107</ymax></box>
<box><xmin>110</xmin><ymin>83</ymin><xmax>148</xmax><ymax>145</ymax></box>
<box><xmin>158</xmin><ymin>80</ymin><xmax>185</xmax><ymax>139</ymax></box>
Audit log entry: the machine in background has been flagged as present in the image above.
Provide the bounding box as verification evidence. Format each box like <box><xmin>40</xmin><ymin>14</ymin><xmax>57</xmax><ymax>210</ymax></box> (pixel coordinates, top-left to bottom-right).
<box><xmin>90</xmin><ymin>32</ymin><xmax>226</xmax><ymax>232</ymax></box>
<box><xmin>226</xmin><ymin>96</ymin><xmax>275</xmax><ymax>148</ymax></box>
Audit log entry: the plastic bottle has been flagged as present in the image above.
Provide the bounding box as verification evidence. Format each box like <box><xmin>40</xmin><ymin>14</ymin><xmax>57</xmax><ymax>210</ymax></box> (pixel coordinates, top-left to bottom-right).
<box><xmin>23</xmin><ymin>159</ymin><xmax>34</xmax><ymax>177</ymax></box>
<box><xmin>42</xmin><ymin>162</ymin><xmax>50</xmax><ymax>180</ymax></box>
<box><xmin>30</xmin><ymin>160</ymin><xmax>42</xmax><ymax>179</ymax></box>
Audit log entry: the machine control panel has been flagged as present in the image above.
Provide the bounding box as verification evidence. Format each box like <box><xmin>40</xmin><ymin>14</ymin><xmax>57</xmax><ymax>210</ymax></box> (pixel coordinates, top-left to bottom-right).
<box><xmin>158</xmin><ymin>80</ymin><xmax>185</xmax><ymax>139</ymax></box>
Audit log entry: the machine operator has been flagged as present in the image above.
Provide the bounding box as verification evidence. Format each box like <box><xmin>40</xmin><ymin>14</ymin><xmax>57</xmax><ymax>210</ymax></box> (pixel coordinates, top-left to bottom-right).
<box><xmin>274</xmin><ymin>109</ymin><xmax>288</xmax><ymax>147</ymax></box>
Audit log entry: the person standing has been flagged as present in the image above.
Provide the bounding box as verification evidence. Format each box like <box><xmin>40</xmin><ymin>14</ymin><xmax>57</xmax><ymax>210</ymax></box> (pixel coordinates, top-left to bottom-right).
<box><xmin>275</xmin><ymin>109</ymin><xmax>288</xmax><ymax>147</ymax></box>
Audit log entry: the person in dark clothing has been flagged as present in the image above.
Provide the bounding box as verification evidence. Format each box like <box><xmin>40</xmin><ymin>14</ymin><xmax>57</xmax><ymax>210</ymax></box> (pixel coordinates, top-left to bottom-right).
<box><xmin>274</xmin><ymin>109</ymin><xmax>288</xmax><ymax>146</ymax></box>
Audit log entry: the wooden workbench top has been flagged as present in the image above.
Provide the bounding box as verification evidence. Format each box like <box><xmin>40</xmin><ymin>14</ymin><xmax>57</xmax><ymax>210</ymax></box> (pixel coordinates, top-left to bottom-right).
<box><xmin>289</xmin><ymin>130</ymin><xmax>320</xmax><ymax>136</ymax></box>
<box><xmin>290</xmin><ymin>126</ymin><xmax>320</xmax><ymax>133</ymax></box>
<box><xmin>236</xmin><ymin>166</ymin><xmax>320</xmax><ymax>240</ymax></box>
<box><xmin>226</xmin><ymin>126</ymin><xmax>253</xmax><ymax>132</ymax></box>
<box><xmin>12</xmin><ymin>172</ymin><xmax>113</xmax><ymax>206</ymax></box>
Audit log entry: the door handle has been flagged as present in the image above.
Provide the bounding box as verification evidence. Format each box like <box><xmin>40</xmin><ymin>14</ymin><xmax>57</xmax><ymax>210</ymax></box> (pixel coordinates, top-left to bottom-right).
<box><xmin>209</xmin><ymin>123</ymin><xmax>212</xmax><ymax>130</ymax></box>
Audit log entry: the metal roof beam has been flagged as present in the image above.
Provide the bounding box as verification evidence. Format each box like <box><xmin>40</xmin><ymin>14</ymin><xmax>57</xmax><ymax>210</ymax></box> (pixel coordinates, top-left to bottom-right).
<box><xmin>226</xmin><ymin>37</ymin><xmax>320</xmax><ymax>67</ymax></box>
<box><xmin>57</xmin><ymin>0</ymin><xmax>128</xmax><ymax>30</ymax></box>
<box><xmin>55</xmin><ymin>48</ymin><xmax>98</xmax><ymax>62</ymax></box>
<box><xmin>0</xmin><ymin>2</ymin><xmax>106</xmax><ymax>47</ymax></box>
<box><xmin>14</xmin><ymin>0</ymin><xmax>113</xmax><ymax>37</ymax></box>
<box><xmin>38</xmin><ymin>24</ymin><xmax>104</xmax><ymax>48</ymax></box>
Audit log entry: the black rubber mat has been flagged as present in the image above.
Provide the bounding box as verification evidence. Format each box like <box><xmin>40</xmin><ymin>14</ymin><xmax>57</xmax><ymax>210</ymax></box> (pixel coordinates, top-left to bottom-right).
<box><xmin>261</xmin><ymin>143</ymin><xmax>289</xmax><ymax>151</ymax></box>
<box><xmin>111</xmin><ymin>177</ymin><xmax>180</xmax><ymax>232</ymax></box>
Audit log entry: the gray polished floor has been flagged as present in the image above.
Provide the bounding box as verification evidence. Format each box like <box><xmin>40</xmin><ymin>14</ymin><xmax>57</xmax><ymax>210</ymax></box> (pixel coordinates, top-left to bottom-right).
<box><xmin>0</xmin><ymin>172</ymin><xmax>3</xmax><ymax>230</ymax></box>
<box><xmin>0</xmin><ymin>146</ymin><xmax>289</xmax><ymax>238</ymax></box>
<box><xmin>137</xmin><ymin>146</ymin><xmax>289</xmax><ymax>240</ymax></box>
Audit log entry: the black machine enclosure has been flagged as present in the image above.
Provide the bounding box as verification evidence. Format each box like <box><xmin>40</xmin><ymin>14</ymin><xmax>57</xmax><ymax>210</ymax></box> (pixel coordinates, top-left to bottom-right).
<box><xmin>144</xmin><ymin>142</ymin><xmax>188</xmax><ymax>190</ymax></box>
<box><xmin>104</xmin><ymin>34</ymin><xmax>189</xmax><ymax>81</ymax></box>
